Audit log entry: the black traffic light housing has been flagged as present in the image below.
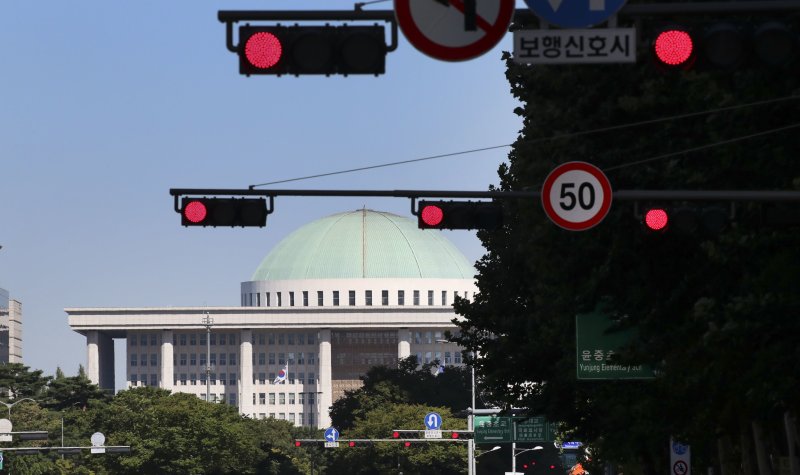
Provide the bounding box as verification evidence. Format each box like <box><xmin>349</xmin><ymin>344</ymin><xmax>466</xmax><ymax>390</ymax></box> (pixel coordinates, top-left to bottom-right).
<box><xmin>181</xmin><ymin>197</ymin><xmax>268</xmax><ymax>227</ymax></box>
<box><xmin>642</xmin><ymin>204</ymin><xmax>729</xmax><ymax>235</ymax></box>
<box><xmin>239</xmin><ymin>24</ymin><xmax>386</xmax><ymax>76</ymax></box>
<box><xmin>417</xmin><ymin>200</ymin><xmax>503</xmax><ymax>230</ymax></box>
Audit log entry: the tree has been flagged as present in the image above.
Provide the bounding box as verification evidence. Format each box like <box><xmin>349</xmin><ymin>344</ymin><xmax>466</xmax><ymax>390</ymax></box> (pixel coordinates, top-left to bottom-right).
<box><xmin>45</xmin><ymin>366</ymin><xmax>111</xmax><ymax>411</ymax></box>
<box><xmin>0</xmin><ymin>363</ymin><xmax>50</xmax><ymax>400</ymax></box>
<box><xmin>455</xmin><ymin>45</ymin><xmax>800</xmax><ymax>474</ymax></box>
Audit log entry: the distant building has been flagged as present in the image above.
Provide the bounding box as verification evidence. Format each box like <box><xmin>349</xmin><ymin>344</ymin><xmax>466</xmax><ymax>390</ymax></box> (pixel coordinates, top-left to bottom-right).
<box><xmin>0</xmin><ymin>287</ymin><xmax>23</xmax><ymax>364</ymax></box>
<box><xmin>67</xmin><ymin>210</ymin><xmax>475</xmax><ymax>428</ymax></box>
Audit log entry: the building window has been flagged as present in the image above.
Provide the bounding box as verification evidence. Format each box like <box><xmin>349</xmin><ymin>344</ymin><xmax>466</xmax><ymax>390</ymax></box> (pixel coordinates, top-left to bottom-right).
<box><xmin>349</xmin><ymin>290</ymin><xmax>356</xmax><ymax>306</ymax></box>
<box><xmin>256</xmin><ymin>293</ymin><xmax>261</xmax><ymax>307</ymax></box>
<box><xmin>259</xmin><ymin>353</ymin><xmax>266</xmax><ymax>365</ymax></box>
<box><xmin>260</xmin><ymin>393</ymin><xmax>266</xmax><ymax>405</ymax></box>
<box><xmin>279</xmin><ymin>393</ymin><xmax>286</xmax><ymax>405</ymax></box>
<box><xmin>190</xmin><ymin>334</ymin><xmax>196</xmax><ymax>346</ymax></box>
<box><xmin>290</xmin><ymin>292</ymin><xmax>295</xmax><ymax>306</ymax></box>
<box><xmin>414</xmin><ymin>290</ymin><xmax>420</xmax><ymax>305</ymax></box>
<box><xmin>289</xmin><ymin>393</ymin><xmax>296</xmax><ymax>404</ymax></box>
<box><xmin>333</xmin><ymin>291</ymin><xmax>339</xmax><ymax>306</ymax></box>
<box><xmin>190</xmin><ymin>373</ymin><xmax>197</xmax><ymax>385</ymax></box>
<box><xmin>303</xmin><ymin>291</ymin><xmax>309</xmax><ymax>306</ymax></box>
<box><xmin>299</xmin><ymin>392</ymin><xmax>305</xmax><ymax>404</ymax></box>
<box><xmin>151</xmin><ymin>334</ymin><xmax>158</xmax><ymax>346</ymax></box>
<box><xmin>442</xmin><ymin>290</ymin><xmax>448</xmax><ymax>306</ymax></box>
<box><xmin>278</xmin><ymin>333</ymin><xmax>285</xmax><ymax>345</ymax></box>
<box><xmin>210</xmin><ymin>334</ymin><xmax>216</xmax><ymax>346</ymax></box>
<box><xmin>269</xmin><ymin>372</ymin><xmax>275</xmax><ymax>383</ymax></box>
<box><xmin>382</xmin><ymin>290</ymin><xmax>389</xmax><ymax>305</ymax></box>
<box><xmin>229</xmin><ymin>374</ymin><xmax>236</xmax><ymax>385</ymax></box>
<box><xmin>150</xmin><ymin>374</ymin><xmax>157</xmax><ymax>386</ymax></box>
<box><xmin>266</xmin><ymin>292</ymin><xmax>271</xmax><ymax>307</ymax></box>
<box><xmin>130</xmin><ymin>374</ymin><xmax>137</xmax><ymax>385</ymax></box>
<box><xmin>455</xmin><ymin>352</ymin><xmax>463</xmax><ymax>364</ymax></box>
<box><xmin>308</xmin><ymin>353</ymin><xmax>315</xmax><ymax>365</ymax></box>
<box><xmin>277</xmin><ymin>292</ymin><xmax>282</xmax><ymax>307</ymax></box>
<box><xmin>141</xmin><ymin>354</ymin><xmax>148</xmax><ymax>367</ymax></box>
<box><xmin>219</xmin><ymin>373</ymin><xmax>226</xmax><ymax>385</ymax></box>
<box><xmin>210</xmin><ymin>373</ymin><xmax>216</xmax><ymax>384</ymax></box>
<box><xmin>298</xmin><ymin>372</ymin><xmax>305</xmax><ymax>383</ymax></box>
<box><xmin>131</xmin><ymin>336</ymin><xmax>137</xmax><ymax>347</ymax></box>
<box><xmin>317</xmin><ymin>291</ymin><xmax>324</xmax><ymax>306</ymax></box>
<box><xmin>445</xmin><ymin>352</ymin><xmax>452</xmax><ymax>364</ymax></box>
<box><xmin>219</xmin><ymin>334</ymin><xmax>227</xmax><ymax>346</ymax></box>
<box><xmin>229</xmin><ymin>393</ymin><xmax>237</xmax><ymax>405</ymax></box>
<box><xmin>150</xmin><ymin>354</ymin><xmax>158</xmax><ymax>367</ymax></box>
<box><xmin>268</xmin><ymin>333</ymin><xmax>275</xmax><ymax>345</ymax></box>
<box><xmin>269</xmin><ymin>393</ymin><xmax>276</xmax><ymax>405</ymax></box>
<box><xmin>308</xmin><ymin>392</ymin><xmax>315</xmax><ymax>404</ymax></box>
<box><xmin>307</xmin><ymin>333</ymin><xmax>315</xmax><ymax>345</ymax></box>
<box><xmin>297</xmin><ymin>333</ymin><xmax>305</xmax><ymax>345</ymax></box>
<box><xmin>200</xmin><ymin>334</ymin><xmax>206</xmax><ymax>346</ymax></box>
<box><xmin>298</xmin><ymin>352</ymin><xmax>305</xmax><ymax>365</ymax></box>
<box><xmin>259</xmin><ymin>373</ymin><xmax>266</xmax><ymax>384</ymax></box>
<box><xmin>398</xmin><ymin>290</ymin><xmax>405</xmax><ymax>306</ymax></box>
<box><xmin>279</xmin><ymin>353</ymin><xmax>286</xmax><ymax>365</ymax></box>
<box><xmin>141</xmin><ymin>334</ymin><xmax>148</xmax><ymax>346</ymax></box>
<box><xmin>228</xmin><ymin>353</ymin><xmax>236</xmax><ymax>366</ymax></box>
<box><xmin>299</xmin><ymin>413</ymin><xmax>305</xmax><ymax>426</ymax></box>
<box><xmin>210</xmin><ymin>353</ymin><xmax>217</xmax><ymax>366</ymax></box>
<box><xmin>428</xmin><ymin>290</ymin><xmax>434</xmax><ymax>305</ymax></box>
<box><xmin>308</xmin><ymin>372</ymin><xmax>315</xmax><ymax>384</ymax></box>
<box><xmin>288</xmin><ymin>334</ymin><xmax>295</xmax><ymax>345</ymax></box>
<box><xmin>365</xmin><ymin>290</ymin><xmax>372</xmax><ymax>306</ymax></box>
<box><xmin>414</xmin><ymin>332</ymin><xmax>422</xmax><ymax>344</ymax></box>
<box><xmin>130</xmin><ymin>354</ymin><xmax>137</xmax><ymax>367</ymax></box>
<box><xmin>180</xmin><ymin>374</ymin><xmax>187</xmax><ymax>385</ymax></box>
<box><xmin>268</xmin><ymin>353</ymin><xmax>275</xmax><ymax>365</ymax></box>
<box><xmin>288</xmin><ymin>353</ymin><xmax>295</xmax><ymax>365</ymax></box>
<box><xmin>179</xmin><ymin>334</ymin><xmax>186</xmax><ymax>346</ymax></box>
<box><xmin>200</xmin><ymin>354</ymin><xmax>207</xmax><ymax>366</ymax></box>
<box><xmin>220</xmin><ymin>353</ymin><xmax>227</xmax><ymax>366</ymax></box>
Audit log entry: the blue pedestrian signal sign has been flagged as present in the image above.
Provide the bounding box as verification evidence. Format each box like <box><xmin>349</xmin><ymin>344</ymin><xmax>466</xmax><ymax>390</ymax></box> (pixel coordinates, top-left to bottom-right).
<box><xmin>523</xmin><ymin>0</ymin><xmax>628</xmax><ymax>28</ymax></box>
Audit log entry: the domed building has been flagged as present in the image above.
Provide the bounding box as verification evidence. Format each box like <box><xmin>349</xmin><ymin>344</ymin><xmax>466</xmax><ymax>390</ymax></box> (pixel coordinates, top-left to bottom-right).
<box><xmin>67</xmin><ymin>210</ymin><xmax>475</xmax><ymax>428</ymax></box>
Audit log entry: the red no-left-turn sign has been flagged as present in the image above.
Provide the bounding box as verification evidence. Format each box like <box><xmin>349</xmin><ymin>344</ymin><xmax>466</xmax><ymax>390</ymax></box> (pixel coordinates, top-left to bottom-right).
<box><xmin>394</xmin><ymin>0</ymin><xmax>515</xmax><ymax>61</ymax></box>
<box><xmin>541</xmin><ymin>161</ymin><xmax>613</xmax><ymax>231</ymax></box>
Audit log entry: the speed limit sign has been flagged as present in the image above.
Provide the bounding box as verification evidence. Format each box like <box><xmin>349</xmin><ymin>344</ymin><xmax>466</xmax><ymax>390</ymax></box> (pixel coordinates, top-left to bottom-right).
<box><xmin>541</xmin><ymin>161</ymin><xmax>612</xmax><ymax>231</ymax></box>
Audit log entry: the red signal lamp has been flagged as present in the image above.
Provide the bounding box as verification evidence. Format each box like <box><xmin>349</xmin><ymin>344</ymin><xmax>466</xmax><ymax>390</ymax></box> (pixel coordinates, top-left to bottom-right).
<box><xmin>244</xmin><ymin>31</ymin><xmax>283</xmax><ymax>70</ymax></box>
<box><xmin>392</xmin><ymin>431</ymin><xmax>400</xmax><ymax>438</ymax></box>
<box><xmin>451</xmin><ymin>432</ymin><xmax>459</xmax><ymax>439</ymax></box>
<box><xmin>404</xmin><ymin>441</ymin><xmax>411</xmax><ymax>448</ymax></box>
<box><xmin>183</xmin><ymin>200</ymin><xmax>208</xmax><ymax>224</ymax></box>
<box><xmin>348</xmin><ymin>441</ymin><xmax>356</xmax><ymax>447</ymax></box>
<box><xmin>294</xmin><ymin>441</ymin><xmax>301</xmax><ymax>447</ymax></box>
<box><xmin>653</xmin><ymin>28</ymin><xmax>695</xmax><ymax>67</ymax></box>
<box><xmin>420</xmin><ymin>205</ymin><xmax>444</xmax><ymax>227</ymax></box>
<box><xmin>644</xmin><ymin>208</ymin><xmax>669</xmax><ymax>231</ymax></box>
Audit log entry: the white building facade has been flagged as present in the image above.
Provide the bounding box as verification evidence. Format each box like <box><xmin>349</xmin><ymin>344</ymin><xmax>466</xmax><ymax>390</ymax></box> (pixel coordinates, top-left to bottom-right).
<box><xmin>67</xmin><ymin>210</ymin><xmax>476</xmax><ymax>428</ymax></box>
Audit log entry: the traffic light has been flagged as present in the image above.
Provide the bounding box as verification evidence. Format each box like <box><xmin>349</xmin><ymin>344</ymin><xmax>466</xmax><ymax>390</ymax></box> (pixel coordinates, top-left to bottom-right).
<box><xmin>417</xmin><ymin>200</ymin><xmax>503</xmax><ymax>230</ymax></box>
<box><xmin>239</xmin><ymin>24</ymin><xmax>386</xmax><ymax>76</ymax></box>
<box><xmin>180</xmin><ymin>197</ymin><xmax>268</xmax><ymax>227</ymax></box>
<box><xmin>648</xmin><ymin>20</ymin><xmax>799</xmax><ymax>71</ymax></box>
<box><xmin>642</xmin><ymin>205</ymin><xmax>729</xmax><ymax>235</ymax></box>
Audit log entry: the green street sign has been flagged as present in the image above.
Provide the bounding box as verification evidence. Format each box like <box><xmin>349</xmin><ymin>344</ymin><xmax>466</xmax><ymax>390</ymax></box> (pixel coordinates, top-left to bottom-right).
<box><xmin>514</xmin><ymin>416</ymin><xmax>556</xmax><ymax>442</ymax></box>
<box><xmin>575</xmin><ymin>312</ymin><xmax>655</xmax><ymax>380</ymax></box>
<box><xmin>474</xmin><ymin>416</ymin><xmax>512</xmax><ymax>443</ymax></box>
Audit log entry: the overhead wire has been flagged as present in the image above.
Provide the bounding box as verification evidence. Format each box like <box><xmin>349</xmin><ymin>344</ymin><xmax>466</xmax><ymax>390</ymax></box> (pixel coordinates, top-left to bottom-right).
<box><xmin>248</xmin><ymin>94</ymin><xmax>800</xmax><ymax>188</ymax></box>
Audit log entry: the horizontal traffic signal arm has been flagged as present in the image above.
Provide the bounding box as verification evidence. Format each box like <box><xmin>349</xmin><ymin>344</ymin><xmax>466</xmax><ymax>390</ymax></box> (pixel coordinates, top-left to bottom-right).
<box><xmin>293</xmin><ymin>438</ymin><xmax>469</xmax><ymax>446</ymax></box>
<box><xmin>0</xmin><ymin>446</ymin><xmax>132</xmax><ymax>454</ymax></box>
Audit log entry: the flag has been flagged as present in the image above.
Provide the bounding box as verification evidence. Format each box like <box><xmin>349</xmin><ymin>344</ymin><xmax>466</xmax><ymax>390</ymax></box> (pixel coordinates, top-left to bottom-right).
<box><xmin>273</xmin><ymin>364</ymin><xmax>288</xmax><ymax>384</ymax></box>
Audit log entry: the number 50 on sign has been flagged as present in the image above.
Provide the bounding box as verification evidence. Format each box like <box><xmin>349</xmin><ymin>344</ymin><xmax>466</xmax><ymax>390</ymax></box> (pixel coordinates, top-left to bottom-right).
<box><xmin>541</xmin><ymin>161</ymin><xmax>612</xmax><ymax>231</ymax></box>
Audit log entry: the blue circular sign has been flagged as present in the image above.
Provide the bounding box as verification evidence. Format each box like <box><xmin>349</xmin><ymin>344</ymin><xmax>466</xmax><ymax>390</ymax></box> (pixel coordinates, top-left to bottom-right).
<box><xmin>324</xmin><ymin>427</ymin><xmax>340</xmax><ymax>442</ymax></box>
<box><xmin>523</xmin><ymin>0</ymin><xmax>628</xmax><ymax>28</ymax></box>
<box><xmin>424</xmin><ymin>412</ymin><xmax>443</xmax><ymax>430</ymax></box>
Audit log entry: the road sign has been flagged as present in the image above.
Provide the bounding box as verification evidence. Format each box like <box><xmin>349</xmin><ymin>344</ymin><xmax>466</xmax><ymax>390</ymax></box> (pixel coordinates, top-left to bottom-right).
<box><xmin>324</xmin><ymin>427</ymin><xmax>340</xmax><ymax>448</ymax></box>
<box><xmin>670</xmin><ymin>439</ymin><xmax>691</xmax><ymax>475</ymax></box>
<box><xmin>394</xmin><ymin>0</ymin><xmax>515</xmax><ymax>61</ymax></box>
<box><xmin>513</xmin><ymin>28</ymin><xmax>635</xmax><ymax>64</ymax></box>
<box><xmin>90</xmin><ymin>431</ymin><xmax>106</xmax><ymax>454</ymax></box>
<box><xmin>424</xmin><ymin>412</ymin><xmax>443</xmax><ymax>430</ymax></box>
<box><xmin>514</xmin><ymin>416</ymin><xmax>556</xmax><ymax>442</ymax></box>
<box><xmin>541</xmin><ymin>161</ymin><xmax>612</xmax><ymax>231</ymax></box>
<box><xmin>576</xmin><ymin>311</ymin><xmax>655</xmax><ymax>380</ymax></box>
<box><xmin>0</xmin><ymin>418</ymin><xmax>11</xmax><ymax>442</ymax></box>
<box><xmin>475</xmin><ymin>416</ymin><xmax>512</xmax><ymax>443</ymax></box>
<box><xmin>0</xmin><ymin>452</ymin><xmax>4</xmax><ymax>470</ymax></box>
<box><xmin>523</xmin><ymin>0</ymin><xmax>629</xmax><ymax>28</ymax></box>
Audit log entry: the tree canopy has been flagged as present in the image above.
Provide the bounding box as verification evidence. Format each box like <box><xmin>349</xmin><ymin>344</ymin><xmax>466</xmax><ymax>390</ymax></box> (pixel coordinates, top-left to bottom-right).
<box><xmin>455</xmin><ymin>44</ymin><xmax>800</xmax><ymax>474</ymax></box>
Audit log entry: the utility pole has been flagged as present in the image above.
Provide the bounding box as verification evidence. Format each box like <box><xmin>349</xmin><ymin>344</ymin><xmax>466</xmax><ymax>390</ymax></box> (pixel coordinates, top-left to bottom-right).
<box><xmin>202</xmin><ymin>313</ymin><xmax>213</xmax><ymax>402</ymax></box>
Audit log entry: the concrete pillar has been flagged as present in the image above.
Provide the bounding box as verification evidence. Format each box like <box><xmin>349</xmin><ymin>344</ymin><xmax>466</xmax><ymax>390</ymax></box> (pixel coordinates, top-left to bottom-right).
<box><xmin>87</xmin><ymin>331</ymin><xmax>100</xmax><ymax>385</ymax></box>
<box><xmin>318</xmin><ymin>329</ymin><xmax>332</xmax><ymax>429</ymax></box>
<box><xmin>97</xmin><ymin>332</ymin><xmax>115</xmax><ymax>391</ymax></box>
<box><xmin>160</xmin><ymin>330</ymin><xmax>174</xmax><ymax>392</ymax></box>
<box><xmin>239</xmin><ymin>329</ymin><xmax>253</xmax><ymax>417</ymax></box>
<box><xmin>398</xmin><ymin>328</ymin><xmax>411</xmax><ymax>361</ymax></box>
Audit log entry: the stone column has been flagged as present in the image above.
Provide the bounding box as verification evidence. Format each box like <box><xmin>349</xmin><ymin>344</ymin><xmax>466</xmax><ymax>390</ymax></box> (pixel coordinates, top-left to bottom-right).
<box><xmin>239</xmin><ymin>329</ymin><xmax>253</xmax><ymax>417</ymax></box>
<box><xmin>98</xmin><ymin>333</ymin><xmax>115</xmax><ymax>391</ymax></box>
<box><xmin>318</xmin><ymin>329</ymin><xmax>332</xmax><ymax>429</ymax></box>
<box><xmin>397</xmin><ymin>328</ymin><xmax>411</xmax><ymax>361</ymax></box>
<box><xmin>86</xmin><ymin>331</ymin><xmax>100</xmax><ymax>385</ymax></box>
<box><xmin>160</xmin><ymin>330</ymin><xmax>174</xmax><ymax>392</ymax></box>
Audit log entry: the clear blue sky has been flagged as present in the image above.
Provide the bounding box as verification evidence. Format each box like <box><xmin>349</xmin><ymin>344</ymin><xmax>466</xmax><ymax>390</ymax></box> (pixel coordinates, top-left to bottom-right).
<box><xmin>0</xmin><ymin>0</ymin><xmax>524</xmax><ymax>388</ymax></box>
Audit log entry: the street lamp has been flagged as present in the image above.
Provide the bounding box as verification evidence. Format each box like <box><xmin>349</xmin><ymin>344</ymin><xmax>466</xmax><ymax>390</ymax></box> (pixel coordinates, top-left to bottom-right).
<box><xmin>477</xmin><ymin>445</ymin><xmax>502</xmax><ymax>458</ymax></box>
<box><xmin>436</xmin><ymin>338</ymin><xmax>476</xmax><ymax>475</ymax></box>
<box><xmin>513</xmin><ymin>445</ymin><xmax>543</xmax><ymax>474</ymax></box>
<box><xmin>0</xmin><ymin>398</ymin><xmax>38</xmax><ymax>420</ymax></box>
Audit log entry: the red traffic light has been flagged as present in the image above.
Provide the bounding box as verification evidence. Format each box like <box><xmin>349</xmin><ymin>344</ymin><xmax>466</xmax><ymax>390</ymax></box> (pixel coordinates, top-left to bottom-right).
<box><xmin>654</xmin><ymin>29</ymin><xmax>694</xmax><ymax>67</ymax></box>
<box><xmin>244</xmin><ymin>31</ymin><xmax>283</xmax><ymax>70</ymax></box>
<box><xmin>644</xmin><ymin>208</ymin><xmax>669</xmax><ymax>231</ymax></box>
<box><xmin>183</xmin><ymin>200</ymin><xmax>208</xmax><ymax>224</ymax></box>
<box><xmin>450</xmin><ymin>432</ymin><xmax>459</xmax><ymax>439</ymax></box>
<box><xmin>294</xmin><ymin>441</ymin><xmax>301</xmax><ymax>447</ymax></box>
<box><xmin>404</xmin><ymin>441</ymin><xmax>411</xmax><ymax>448</ymax></box>
<box><xmin>421</xmin><ymin>205</ymin><xmax>444</xmax><ymax>227</ymax></box>
<box><xmin>392</xmin><ymin>431</ymin><xmax>400</xmax><ymax>438</ymax></box>
<box><xmin>348</xmin><ymin>441</ymin><xmax>356</xmax><ymax>447</ymax></box>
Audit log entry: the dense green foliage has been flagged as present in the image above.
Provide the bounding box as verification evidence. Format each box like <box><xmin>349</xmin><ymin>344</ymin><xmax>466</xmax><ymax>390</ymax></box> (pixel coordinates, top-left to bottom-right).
<box><xmin>455</xmin><ymin>34</ymin><xmax>800</xmax><ymax>474</ymax></box>
<box><xmin>0</xmin><ymin>365</ymin><xmax>318</xmax><ymax>474</ymax></box>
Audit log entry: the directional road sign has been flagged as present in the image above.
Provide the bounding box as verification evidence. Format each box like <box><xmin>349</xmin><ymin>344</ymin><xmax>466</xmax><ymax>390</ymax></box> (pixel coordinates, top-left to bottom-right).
<box><xmin>394</xmin><ymin>0</ymin><xmax>515</xmax><ymax>61</ymax></box>
<box><xmin>324</xmin><ymin>427</ymin><xmax>340</xmax><ymax>442</ymax></box>
<box><xmin>523</xmin><ymin>0</ymin><xmax>629</xmax><ymax>28</ymax></box>
<box><xmin>424</xmin><ymin>412</ymin><xmax>443</xmax><ymax>430</ymax></box>
<box><xmin>541</xmin><ymin>161</ymin><xmax>612</xmax><ymax>231</ymax></box>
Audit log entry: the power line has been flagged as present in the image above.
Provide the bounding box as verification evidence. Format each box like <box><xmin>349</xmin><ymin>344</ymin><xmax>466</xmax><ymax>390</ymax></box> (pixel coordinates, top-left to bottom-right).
<box><xmin>249</xmin><ymin>94</ymin><xmax>800</xmax><ymax>188</ymax></box>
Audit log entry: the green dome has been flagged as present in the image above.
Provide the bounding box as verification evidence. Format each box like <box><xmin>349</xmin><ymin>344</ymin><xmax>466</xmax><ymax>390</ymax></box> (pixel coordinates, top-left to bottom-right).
<box><xmin>251</xmin><ymin>210</ymin><xmax>475</xmax><ymax>281</ymax></box>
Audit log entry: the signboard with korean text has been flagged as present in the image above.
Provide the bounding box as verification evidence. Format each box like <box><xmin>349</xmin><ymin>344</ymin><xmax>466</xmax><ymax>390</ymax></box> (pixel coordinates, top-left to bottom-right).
<box><xmin>475</xmin><ymin>416</ymin><xmax>512</xmax><ymax>443</ymax></box>
<box><xmin>576</xmin><ymin>312</ymin><xmax>655</xmax><ymax>380</ymax></box>
<box><xmin>514</xmin><ymin>416</ymin><xmax>557</xmax><ymax>443</ymax></box>
<box><xmin>514</xmin><ymin>28</ymin><xmax>635</xmax><ymax>64</ymax></box>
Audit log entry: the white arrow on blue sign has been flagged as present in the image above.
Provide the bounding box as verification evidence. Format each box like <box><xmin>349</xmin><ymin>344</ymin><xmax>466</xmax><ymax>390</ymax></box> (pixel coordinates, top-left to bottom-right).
<box><xmin>424</xmin><ymin>412</ymin><xmax>443</xmax><ymax>430</ymax></box>
<box><xmin>324</xmin><ymin>427</ymin><xmax>340</xmax><ymax>442</ymax></box>
<box><xmin>524</xmin><ymin>0</ymin><xmax>628</xmax><ymax>28</ymax></box>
